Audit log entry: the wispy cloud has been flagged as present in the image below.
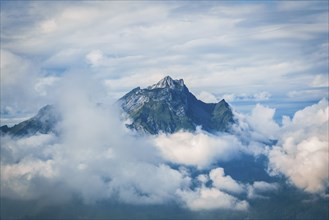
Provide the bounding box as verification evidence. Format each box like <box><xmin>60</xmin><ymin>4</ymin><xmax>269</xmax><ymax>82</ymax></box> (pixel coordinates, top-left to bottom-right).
<box><xmin>1</xmin><ymin>1</ymin><xmax>328</xmax><ymax>119</ymax></box>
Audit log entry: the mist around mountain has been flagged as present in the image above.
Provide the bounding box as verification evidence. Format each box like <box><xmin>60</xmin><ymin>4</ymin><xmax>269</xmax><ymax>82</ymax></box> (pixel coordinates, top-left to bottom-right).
<box><xmin>1</xmin><ymin>76</ymin><xmax>328</xmax><ymax>220</ymax></box>
<box><xmin>0</xmin><ymin>105</ymin><xmax>60</xmax><ymax>137</ymax></box>
<box><xmin>1</xmin><ymin>76</ymin><xmax>235</xmax><ymax>137</ymax></box>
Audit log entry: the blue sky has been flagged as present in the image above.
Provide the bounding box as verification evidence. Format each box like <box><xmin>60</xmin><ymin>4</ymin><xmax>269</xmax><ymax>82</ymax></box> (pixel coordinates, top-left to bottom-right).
<box><xmin>1</xmin><ymin>0</ymin><xmax>328</xmax><ymax>124</ymax></box>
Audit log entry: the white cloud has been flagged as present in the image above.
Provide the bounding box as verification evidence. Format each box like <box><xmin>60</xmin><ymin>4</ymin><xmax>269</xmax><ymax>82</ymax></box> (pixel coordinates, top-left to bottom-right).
<box><xmin>177</xmin><ymin>166</ymin><xmax>281</xmax><ymax>210</ymax></box>
<box><xmin>154</xmin><ymin>130</ymin><xmax>242</xmax><ymax>168</ymax></box>
<box><xmin>231</xmin><ymin>103</ymin><xmax>280</xmax><ymax>145</ymax></box>
<box><xmin>247</xmin><ymin>104</ymin><xmax>280</xmax><ymax>140</ymax></box>
<box><xmin>1</xmin><ymin>73</ymin><xmax>192</xmax><ymax>205</ymax></box>
<box><xmin>178</xmin><ymin>186</ymin><xmax>248</xmax><ymax>211</ymax></box>
<box><xmin>209</xmin><ymin>167</ymin><xmax>244</xmax><ymax>194</ymax></box>
<box><xmin>268</xmin><ymin>99</ymin><xmax>329</xmax><ymax>193</ymax></box>
<box><xmin>177</xmin><ymin>167</ymin><xmax>248</xmax><ymax>211</ymax></box>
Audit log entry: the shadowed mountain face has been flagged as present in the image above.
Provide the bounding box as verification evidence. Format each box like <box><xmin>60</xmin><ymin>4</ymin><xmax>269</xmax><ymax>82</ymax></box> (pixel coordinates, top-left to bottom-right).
<box><xmin>0</xmin><ymin>105</ymin><xmax>60</xmax><ymax>137</ymax></box>
<box><xmin>119</xmin><ymin>76</ymin><xmax>235</xmax><ymax>134</ymax></box>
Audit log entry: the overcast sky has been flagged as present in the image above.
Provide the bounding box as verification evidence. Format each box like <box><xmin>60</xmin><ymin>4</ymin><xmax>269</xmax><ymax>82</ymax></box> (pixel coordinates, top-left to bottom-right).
<box><xmin>1</xmin><ymin>0</ymin><xmax>328</xmax><ymax>123</ymax></box>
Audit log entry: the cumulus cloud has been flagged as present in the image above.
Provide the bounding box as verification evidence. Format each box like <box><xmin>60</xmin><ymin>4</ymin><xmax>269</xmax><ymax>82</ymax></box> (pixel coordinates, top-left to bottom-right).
<box><xmin>268</xmin><ymin>99</ymin><xmax>329</xmax><ymax>193</ymax></box>
<box><xmin>230</xmin><ymin>104</ymin><xmax>280</xmax><ymax>152</ymax></box>
<box><xmin>178</xmin><ymin>186</ymin><xmax>248</xmax><ymax>211</ymax></box>
<box><xmin>154</xmin><ymin>130</ymin><xmax>243</xmax><ymax>168</ymax></box>
<box><xmin>232</xmin><ymin>100</ymin><xmax>328</xmax><ymax>195</ymax></box>
<box><xmin>209</xmin><ymin>167</ymin><xmax>244</xmax><ymax>194</ymax></box>
<box><xmin>178</xmin><ymin>167</ymin><xmax>248</xmax><ymax>211</ymax></box>
<box><xmin>247</xmin><ymin>104</ymin><xmax>280</xmax><ymax>139</ymax></box>
<box><xmin>0</xmin><ymin>73</ymin><xmax>191</xmax><ymax>206</ymax></box>
<box><xmin>177</xmin><ymin>167</ymin><xmax>279</xmax><ymax>210</ymax></box>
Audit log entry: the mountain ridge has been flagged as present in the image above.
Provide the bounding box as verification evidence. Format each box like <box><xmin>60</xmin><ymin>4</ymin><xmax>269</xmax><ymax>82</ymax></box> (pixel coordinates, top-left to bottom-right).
<box><xmin>119</xmin><ymin>76</ymin><xmax>234</xmax><ymax>134</ymax></box>
<box><xmin>1</xmin><ymin>76</ymin><xmax>235</xmax><ymax>136</ymax></box>
<box><xmin>0</xmin><ymin>105</ymin><xmax>60</xmax><ymax>137</ymax></box>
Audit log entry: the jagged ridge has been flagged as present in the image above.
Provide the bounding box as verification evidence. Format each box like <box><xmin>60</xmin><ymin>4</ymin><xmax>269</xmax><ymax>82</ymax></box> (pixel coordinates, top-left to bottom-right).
<box><xmin>119</xmin><ymin>76</ymin><xmax>234</xmax><ymax>134</ymax></box>
<box><xmin>1</xmin><ymin>76</ymin><xmax>235</xmax><ymax>137</ymax></box>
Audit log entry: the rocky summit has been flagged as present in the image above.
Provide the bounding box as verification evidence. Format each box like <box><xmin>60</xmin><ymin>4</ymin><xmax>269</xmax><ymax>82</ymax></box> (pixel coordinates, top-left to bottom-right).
<box><xmin>119</xmin><ymin>76</ymin><xmax>235</xmax><ymax>134</ymax></box>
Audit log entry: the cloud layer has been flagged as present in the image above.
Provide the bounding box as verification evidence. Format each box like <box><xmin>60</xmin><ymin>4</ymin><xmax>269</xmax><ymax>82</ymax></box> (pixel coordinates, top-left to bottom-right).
<box><xmin>0</xmin><ymin>73</ymin><xmax>287</xmax><ymax>212</ymax></box>
<box><xmin>1</xmin><ymin>76</ymin><xmax>327</xmax><ymax>211</ymax></box>
<box><xmin>268</xmin><ymin>99</ymin><xmax>329</xmax><ymax>193</ymax></box>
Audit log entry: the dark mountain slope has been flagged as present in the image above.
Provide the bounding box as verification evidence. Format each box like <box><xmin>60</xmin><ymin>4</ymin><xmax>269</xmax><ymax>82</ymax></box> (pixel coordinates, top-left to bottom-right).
<box><xmin>0</xmin><ymin>105</ymin><xmax>60</xmax><ymax>137</ymax></box>
<box><xmin>119</xmin><ymin>76</ymin><xmax>234</xmax><ymax>134</ymax></box>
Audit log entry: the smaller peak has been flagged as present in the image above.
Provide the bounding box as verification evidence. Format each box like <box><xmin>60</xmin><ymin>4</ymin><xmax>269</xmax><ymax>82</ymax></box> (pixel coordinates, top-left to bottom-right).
<box><xmin>36</xmin><ymin>105</ymin><xmax>58</xmax><ymax>118</ymax></box>
<box><xmin>38</xmin><ymin>104</ymin><xmax>54</xmax><ymax>113</ymax></box>
<box><xmin>217</xmin><ymin>99</ymin><xmax>230</xmax><ymax>107</ymax></box>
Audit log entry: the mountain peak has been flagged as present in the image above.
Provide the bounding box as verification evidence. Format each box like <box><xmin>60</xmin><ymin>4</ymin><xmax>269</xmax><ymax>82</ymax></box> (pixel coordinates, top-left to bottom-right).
<box><xmin>120</xmin><ymin>76</ymin><xmax>234</xmax><ymax>134</ymax></box>
<box><xmin>148</xmin><ymin>76</ymin><xmax>184</xmax><ymax>90</ymax></box>
<box><xmin>1</xmin><ymin>104</ymin><xmax>61</xmax><ymax>137</ymax></box>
